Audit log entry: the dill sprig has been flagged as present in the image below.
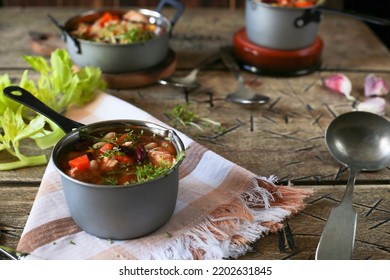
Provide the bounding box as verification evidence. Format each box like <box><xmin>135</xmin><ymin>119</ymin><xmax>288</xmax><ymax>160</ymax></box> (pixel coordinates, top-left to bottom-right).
<box><xmin>166</xmin><ymin>104</ymin><xmax>223</xmax><ymax>131</ymax></box>
<box><xmin>135</xmin><ymin>151</ymin><xmax>185</xmax><ymax>183</ymax></box>
<box><xmin>135</xmin><ymin>163</ymin><xmax>172</xmax><ymax>183</ymax></box>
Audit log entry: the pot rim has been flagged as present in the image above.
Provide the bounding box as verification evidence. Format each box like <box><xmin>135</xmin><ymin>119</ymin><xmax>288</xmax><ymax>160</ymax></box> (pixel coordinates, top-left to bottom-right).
<box><xmin>248</xmin><ymin>0</ymin><xmax>325</xmax><ymax>11</ymax></box>
<box><xmin>63</xmin><ymin>8</ymin><xmax>171</xmax><ymax>47</ymax></box>
<box><xmin>52</xmin><ymin>119</ymin><xmax>185</xmax><ymax>190</ymax></box>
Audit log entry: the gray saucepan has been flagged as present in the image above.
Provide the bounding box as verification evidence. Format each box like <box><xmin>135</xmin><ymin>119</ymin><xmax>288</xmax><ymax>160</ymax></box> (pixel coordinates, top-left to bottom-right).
<box><xmin>3</xmin><ymin>86</ymin><xmax>185</xmax><ymax>240</ymax></box>
<box><xmin>49</xmin><ymin>0</ymin><xmax>184</xmax><ymax>73</ymax></box>
<box><xmin>246</xmin><ymin>0</ymin><xmax>390</xmax><ymax>50</ymax></box>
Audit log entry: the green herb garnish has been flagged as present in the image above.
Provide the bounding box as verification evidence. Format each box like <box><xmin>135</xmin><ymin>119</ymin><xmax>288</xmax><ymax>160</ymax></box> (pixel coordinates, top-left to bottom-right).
<box><xmin>104</xmin><ymin>177</ymin><xmax>119</xmax><ymax>185</ymax></box>
<box><xmin>166</xmin><ymin>104</ymin><xmax>224</xmax><ymax>132</ymax></box>
<box><xmin>135</xmin><ymin>162</ymin><xmax>172</xmax><ymax>183</ymax></box>
<box><xmin>135</xmin><ymin>151</ymin><xmax>185</xmax><ymax>183</ymax></box>
<box><xmin>99</xmin><ymin>146</ymin><xmax>123</xmax><ymax>159</ymax></box>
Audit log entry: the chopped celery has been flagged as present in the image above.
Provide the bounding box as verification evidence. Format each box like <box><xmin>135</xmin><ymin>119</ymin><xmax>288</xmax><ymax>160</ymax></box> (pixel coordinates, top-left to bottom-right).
<box><xmin>0</xmin><ymin>49</ymin><xmax>106</xmax><ymax>170</ymax></box>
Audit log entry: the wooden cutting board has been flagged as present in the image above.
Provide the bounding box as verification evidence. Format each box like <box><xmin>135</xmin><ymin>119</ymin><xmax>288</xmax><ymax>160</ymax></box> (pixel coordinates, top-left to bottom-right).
<box><xmin>29</xmin><ymin>31</ymin><xmax>177</xmax><ymax>89</ymax></box>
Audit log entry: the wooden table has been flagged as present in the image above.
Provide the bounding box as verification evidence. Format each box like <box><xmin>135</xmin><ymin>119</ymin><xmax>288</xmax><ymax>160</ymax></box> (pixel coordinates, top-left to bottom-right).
<box><xmin>0</xmin><ymin>6</ymin><xmax>389</xmax><ymax>260</ymax></box>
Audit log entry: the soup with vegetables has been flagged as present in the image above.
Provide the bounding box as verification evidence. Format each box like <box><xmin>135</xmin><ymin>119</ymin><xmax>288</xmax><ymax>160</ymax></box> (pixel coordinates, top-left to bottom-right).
<box><xmin>259</xmin><ymin>0</ymin><xmax>319</xmax><ymax>7</ymax></box>
<box><xmin>70</xmin><ymin>10</ymin><xmax>161</xmax><ymax>44</ymax></box>
<box><xmin>60</xmin><ymin>126</ymin><xmax>183</xmax><ymax>186</ymax></box>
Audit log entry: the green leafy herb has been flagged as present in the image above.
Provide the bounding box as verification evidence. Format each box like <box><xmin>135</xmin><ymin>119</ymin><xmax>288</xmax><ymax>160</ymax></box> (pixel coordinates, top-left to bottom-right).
<box><xmin>166</xmin><ymin>103</ymin><xmax>224</xmax><ymax>132</ymax></box>
<box><xmin>99</xmin><ymin>146</ymin><xmax>122</xmax><ymax>159</ymax></box>
<box><xmin>0</xmin><ymin>49</ymin><xmax>106</xmax><ymax>171</ymax></box>
<box><xmin>135</xmin><ymin>162</ymin><xmax>172</xmax><ymax>183</ymax></box>
<box><xmin>104</xmin><ymin>177</ymin><xmax>119</xmax><ymax>185</ymax></box>
<box><xmin>0</xmin><ymin>107</ymin><xmax>47</xmax><ymax>169</ymax></box>
<box><xmin>135</xmin><ymin>151</ymin><xmax>185</xmax><ymax>183</ymax></box>
<box><xmin>79</xmin><ymin>130</ymin><xmax>105</xmax><ymax>143</ymax></box>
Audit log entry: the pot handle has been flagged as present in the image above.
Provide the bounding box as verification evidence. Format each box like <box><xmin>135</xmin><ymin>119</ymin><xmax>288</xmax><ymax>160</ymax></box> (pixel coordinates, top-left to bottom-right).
<box><xmin>3</xmin><ymin>86</ymin><xmax>84</xmax><ymax>134</ymax></box>
<box><xmin>47</xmin><ymin>14</ymin><xmax>82</xmax><ymax>54</ymax></box>
<box><xmin>294</xmin><ymin>9</ymin><xmax>323</xmax><ymax>28</ymax></box>
<box><xmin>155</xmin><ymin>0</ymin><xmax>185</xmax><ymax>32</ymax></box>
<box><xmin>318</xmin><ymin>7</ymin><xmax>390</xmax><ymax>26</ymax></box>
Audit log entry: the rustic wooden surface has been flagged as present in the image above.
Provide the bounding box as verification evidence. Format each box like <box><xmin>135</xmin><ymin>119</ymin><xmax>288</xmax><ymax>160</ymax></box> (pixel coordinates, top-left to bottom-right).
<box><xmin>0</xmin><ymin>7</ymin><xmax>389</xmax><ymax>260</ymax></box>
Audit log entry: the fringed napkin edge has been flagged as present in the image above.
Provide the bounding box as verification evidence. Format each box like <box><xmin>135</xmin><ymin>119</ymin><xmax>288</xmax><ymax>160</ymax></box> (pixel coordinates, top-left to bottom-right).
<box><xmin>147</xmin><ymin>176</ymin><xmax>313</xmax><ymax>260</ymax></box>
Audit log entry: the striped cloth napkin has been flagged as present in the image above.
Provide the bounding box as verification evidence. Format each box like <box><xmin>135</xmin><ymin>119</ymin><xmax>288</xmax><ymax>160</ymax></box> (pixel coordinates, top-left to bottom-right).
<box><xmin>17</xmin><ymin>91</ymin><xmax>313</xmax><ymax>260</ymax></box>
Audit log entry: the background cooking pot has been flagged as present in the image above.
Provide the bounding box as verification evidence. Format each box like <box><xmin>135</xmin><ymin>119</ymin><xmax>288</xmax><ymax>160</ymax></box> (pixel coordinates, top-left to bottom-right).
<box><xmin>3</xmin><ymin>86</ymin><xmax>185</xmax><ymax>240</ymax></box>
<box><xmin>246</xmin><ymin>0</ymin><xmax>390</xmax><ymax>50</ymax></box>
<box><xmin>49</xmin><ymin>0</ymin><xmax>184</xmax><ymax>73</ymax></box>
<box><xmin>246</xmin><ymin>0</ymin><xmax>325</xmax><ymax>50</ymax></box>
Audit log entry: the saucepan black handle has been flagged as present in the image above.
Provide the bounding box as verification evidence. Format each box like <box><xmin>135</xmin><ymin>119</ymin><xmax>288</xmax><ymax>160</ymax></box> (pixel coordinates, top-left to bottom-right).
<box><xmin>155</xmin><ymin>0</ymin><xmax>185</xmax><ymax>32</ymax></box>
<box><xmin>3</xmin><ymin>86</ymin><xmax>84</xmax><ymax>134</ymax></box>
<box><xmin>47</xmin><ymin>14</ymin><xmax>82</xmax><ymax>53</ymax></box>
<box><xmin>318</xmin><ymin>7</ymin><xmax>390</xmax><ymax>26</ymax></box>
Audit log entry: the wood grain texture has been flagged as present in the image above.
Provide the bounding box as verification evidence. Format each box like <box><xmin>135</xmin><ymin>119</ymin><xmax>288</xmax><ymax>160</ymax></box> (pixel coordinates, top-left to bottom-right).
<box><xmin>238</xmin><ymin>185</ymin><xmax>390</xmax><ymax>260</ymax></box>
<box><xmin>111</xmin><ymin>71</ymin><xmax>390</xmax><ymax>184</ymax></box>
<box><xmin>0</xmin><ymin>186</ymin><xmax>39</xmax><ymax>250</ymax></box>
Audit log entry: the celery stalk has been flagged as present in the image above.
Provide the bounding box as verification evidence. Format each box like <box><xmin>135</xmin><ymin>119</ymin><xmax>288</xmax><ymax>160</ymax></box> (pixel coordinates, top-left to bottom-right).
<box><xmin>0</xmin><ymin>49</ymin><xmax>106</xmax><ymax>171</ymax></box>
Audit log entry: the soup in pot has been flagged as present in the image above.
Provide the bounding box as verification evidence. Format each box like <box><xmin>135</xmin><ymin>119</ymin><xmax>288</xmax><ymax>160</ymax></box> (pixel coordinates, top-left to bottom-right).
<box><xmin>70</xmin><ymin>10</ymin><xmax>162</xmax><ymax>44</ymax></box>
<box><xmin>258</xmin><ymin>0</ymin><xmax>318</xmax><ymax>8</ymax></box>
<box><xmin>60</xmin><ymin>126</ymin><xmax>183</xmax><ymax>185</ymax></box>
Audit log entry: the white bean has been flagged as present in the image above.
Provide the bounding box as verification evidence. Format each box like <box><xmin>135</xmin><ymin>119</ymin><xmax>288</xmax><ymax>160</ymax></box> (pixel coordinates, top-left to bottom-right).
<box><xmin>93</xmin><ymin>141</ymin><xmax>107</xmax><ymax>149</ymax></box>
<box><xmin>122</xmin><ymin>141</ymin><xmax>133</xmax><ymax>147</ymax></box>
<box><xmin>90</xmin><ymin>160</ymin><xmax>99</xmax><ymax>170</ymax></box>
<box><xmin>144</xmin><ymin>142</ymin><xmax>158</xmax><ymax>150</ymax></box>
<box><xmin>103</xmin><ymin>132</ymin><xmax>117</xmax><ymax>140</ymax></box>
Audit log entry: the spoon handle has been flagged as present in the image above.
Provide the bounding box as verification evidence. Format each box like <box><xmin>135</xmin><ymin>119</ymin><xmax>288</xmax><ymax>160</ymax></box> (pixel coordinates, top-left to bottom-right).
<box><xmin>194</xmin><ymin>51</ymin><xmax>221</xmax><ymax>71</ymax></box>
<box><xmin>220</xmin><ymin>47</ymin><xmax>244</xmax><ymax>83</ymax></box>
<box><xmin>315</xmin><ymin>168</ymin><xmax>358</xmax><ymax>260</ymax></box>
<box><xmin>0</xmin><ymin>245</ymin><xmax>42</xmax><ymax>260</ymax></box>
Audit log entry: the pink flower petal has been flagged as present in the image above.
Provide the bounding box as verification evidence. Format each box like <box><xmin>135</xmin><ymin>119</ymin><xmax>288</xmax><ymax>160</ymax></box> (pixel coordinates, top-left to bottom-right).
<box><xmin>364</xmin><ymin>73</ymin><xmax>389</xmax><ymax>97</ymax></box>
<box><xmin>324</xmin><ymin>73</ymin><xmax>354</xmax><ymax>100</ymax></box>
<box><xmin>356</xmin><ymin>97</ymin><xmax>386</xmax><ymax>116</ymax></box>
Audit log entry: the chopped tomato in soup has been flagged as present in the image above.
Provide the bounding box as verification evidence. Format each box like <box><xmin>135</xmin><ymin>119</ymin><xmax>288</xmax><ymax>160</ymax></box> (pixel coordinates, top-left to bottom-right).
<box><xmin>260</xmin><ymin>0</ymin><xmax>318</xmax><ymax>7</ymax></box>
<box><xmin>70</xmin><ymin>10</ymin><xmax>159</xmax><ymax>44</ymax></box>
<box><xmin>61</xmin><ymin>126</ymin><xmax>181</xmax><ymax>186</ymax></box>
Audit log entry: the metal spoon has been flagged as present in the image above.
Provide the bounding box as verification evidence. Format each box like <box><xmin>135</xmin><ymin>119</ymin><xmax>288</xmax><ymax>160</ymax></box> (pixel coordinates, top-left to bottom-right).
<box><xmin>0</xmin><ymin>230</ymin><xmax>40</xmax><ymax>260</ymax></box>
<box><xmin>0</xmin><ymin>229</ymin><xmax>17</xmax><ymax>260</ymax></box>
<box><xmin>316</xmin><ymin>111</ymin><xmax>390</xmax><ymax>260</ymax></box>
<box><xmin>158</xmin><ymin>51</ymin><xmax>220</xmax><ymax>89</ymax></box>
<box><xmin>220</xmin><ymin>47</ymin><xmax>270</xmax><ymax>105</ymax></box>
